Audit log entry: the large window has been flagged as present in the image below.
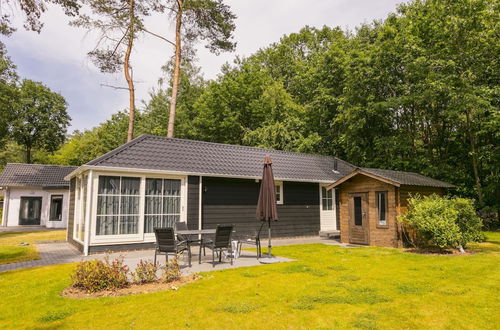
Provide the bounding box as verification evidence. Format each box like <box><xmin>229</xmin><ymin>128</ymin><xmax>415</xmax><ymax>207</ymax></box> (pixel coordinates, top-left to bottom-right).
<box><xmin>49</xmin><ymin>195</ymin><xmax>63</xmax><ymax>221</ymax></box>
<box><xmin>96</xmin><ymin>176</ymin><xmax>140</xmax><ymax>235</ymax></box>
<box><xmin>377</xmin><ymin>191</ymin><xmax>388</xmax><ymax>227</ymax></box>
<box><xmin>144</xmin><ymin>178</ymin><xmax>181</xmax><ymax>233</ymax></box>
<box><xmin>322</xmin><ymin>187</ymin><xmax>333</xmax><ymax>211</ymax></box>
<box><xmin>73</xmin><ymin>175</ymin><xmax>88</xmax><ymax>242</ymax></box>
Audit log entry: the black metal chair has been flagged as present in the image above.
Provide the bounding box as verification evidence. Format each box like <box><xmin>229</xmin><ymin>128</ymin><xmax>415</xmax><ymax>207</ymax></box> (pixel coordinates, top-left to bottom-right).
<box><xmin>199</xmin><ymin>224</ymin><xmax>234</xmax><ymax>267</ymax></box>
<box><xmin>153</xmin><ymin>227</ymin><xmax>188</xmax><ymax>265</ymax></box>
<box><xmin>237</xmin><ymin>222</ymin><xmax>264</xmax><ymax>258</ymax></box>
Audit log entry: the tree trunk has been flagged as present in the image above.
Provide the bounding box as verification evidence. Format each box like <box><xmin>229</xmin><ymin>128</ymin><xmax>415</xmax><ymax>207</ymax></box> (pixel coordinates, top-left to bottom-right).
<box><xmin>26</xmin><ymin>145</ymin><xmax>31</xmax><ymax>164</ymax></box>
<box><xmin>465</xmin><ymin>110</ymin><xmax>484</xmax><ymax>204</ymax></box>
<box><xmin>124</xmin><ymin>0</ymin><xmax>136</xmax><ymax>142</ymax></box>
<box><xmin>167</xmin><ymin>0</ymin><xmax>183</xmax><ymax>138</ymax></box>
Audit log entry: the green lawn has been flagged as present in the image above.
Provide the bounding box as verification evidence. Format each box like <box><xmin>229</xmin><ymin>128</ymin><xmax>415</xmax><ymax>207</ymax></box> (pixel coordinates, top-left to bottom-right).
<box><xmin>0</xmin><ymin>233</ymin><xmax>499</xmax><ymax>329</ymax></box>
<box><xmin>0</xmin><ymin>230</ymin><xmax>66</xmax><ymax>264</ymax></box>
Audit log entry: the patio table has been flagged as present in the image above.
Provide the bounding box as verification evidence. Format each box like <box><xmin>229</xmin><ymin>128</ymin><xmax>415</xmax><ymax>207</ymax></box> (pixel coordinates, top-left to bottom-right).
<box><xmin>176</xmin><ymin>229</ymin><xmax>216</xmax><ymax>267</ymax></box>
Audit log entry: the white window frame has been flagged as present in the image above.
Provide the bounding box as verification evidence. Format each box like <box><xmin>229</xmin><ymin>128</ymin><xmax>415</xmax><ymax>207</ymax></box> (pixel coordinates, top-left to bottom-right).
<box><xmin>321</xmin><ymin>186</ymin><xmax>333</xmax><ymax>211</ymax></box>
<box><xmin>275</xmin><ymin>181</ymin><xmax>284</xmax><ymax>205</ymax></box>
<box><xmin>73</xmin><ymin>175</ymin><xmax>86</xmax><ymax>244</ymax></box>
<box><xmin>89</xmin><ymin>171</ymin><xmax>187</xmax><ymax>245</ymax></box>
<box><xmin>376</xmin><ymin>191</ymin><xmax>388</xmax><ymax>227</ymax></box>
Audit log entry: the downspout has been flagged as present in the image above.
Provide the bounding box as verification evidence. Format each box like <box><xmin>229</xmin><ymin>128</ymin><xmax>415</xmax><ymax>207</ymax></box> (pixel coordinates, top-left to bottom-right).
<box><xmin>84</xmin><ymin>171</ymin><xmax>94</xmax><ymax>256</ymax></box>
<box><xmin>2</xmin><ymin>187</ymin><xmax>9</xmax><ymax>226</ymax></box>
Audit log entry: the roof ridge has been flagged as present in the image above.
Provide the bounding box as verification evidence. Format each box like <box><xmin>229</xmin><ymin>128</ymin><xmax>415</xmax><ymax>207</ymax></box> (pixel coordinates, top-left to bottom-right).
<box><xmin>86</xmin><ymin>134</ymin><xmax>150</xmax><ymax>166</ymax></box>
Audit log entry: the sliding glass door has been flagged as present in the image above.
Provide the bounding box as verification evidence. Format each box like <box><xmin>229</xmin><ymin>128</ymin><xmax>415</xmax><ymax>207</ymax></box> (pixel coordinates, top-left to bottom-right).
<box><xmin>19</xmin><ymin>197</ymin><xmax>42</xmax><ymax>225</ymax></box>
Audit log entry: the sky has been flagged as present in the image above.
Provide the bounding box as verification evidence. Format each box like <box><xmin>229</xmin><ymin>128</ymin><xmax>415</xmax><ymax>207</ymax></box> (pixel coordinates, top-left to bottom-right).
<box><xmin>3</xmin><ymin>0</ymin><xmax>404</xmax><ymax>133</ymax></box>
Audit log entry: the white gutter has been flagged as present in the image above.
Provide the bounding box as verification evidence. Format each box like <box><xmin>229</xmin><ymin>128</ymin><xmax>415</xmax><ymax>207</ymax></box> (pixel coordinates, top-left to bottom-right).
<box><xmin>65</xmin><ymin>164</ymin><xmax>337</xmax><ymax>184</ymax></box>
<box><xmin>198</xmin><ymin>176</ymin><xmax>202</xmax><ymax>231</ymax></box>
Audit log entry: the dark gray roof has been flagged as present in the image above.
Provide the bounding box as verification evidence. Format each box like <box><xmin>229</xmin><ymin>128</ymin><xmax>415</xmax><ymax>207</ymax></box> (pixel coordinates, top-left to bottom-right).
<box><xmin>85</xmin><ymin>134</ymin><xmax>355</xmax><ymax>182</ymax></box>
<box><xmin>0</xmin><ymin>163</ymin><xmax>77</xmax><ymax>188</ymax></box>
<box><xmin>360</xmin><ymin>167</ymin><xmax>455</xmax><ymax>188</ymax></box>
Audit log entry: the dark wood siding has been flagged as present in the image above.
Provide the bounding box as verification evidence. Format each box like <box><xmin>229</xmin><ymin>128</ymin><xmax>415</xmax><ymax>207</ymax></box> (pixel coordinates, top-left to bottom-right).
<box><xmin>66</xmin><ymin>178</ymin><xmax>83</xmax><ymax>252</ymax></box>
<box><xmin>202</xmin><ymin>177</ymin><xmax>320</xmax><ymax>238</ymax></box>
<box><xmin>187</xmin><ymin>176</ymin><xmax>200</xmax><ymax>230</ymax></box>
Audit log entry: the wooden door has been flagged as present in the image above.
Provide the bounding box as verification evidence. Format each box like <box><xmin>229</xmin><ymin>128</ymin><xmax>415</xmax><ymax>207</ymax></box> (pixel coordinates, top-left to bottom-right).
<box><xmin>348</xmin><ymin>193</ymin><xmax>369</xmax><ymax>244</ymax></box>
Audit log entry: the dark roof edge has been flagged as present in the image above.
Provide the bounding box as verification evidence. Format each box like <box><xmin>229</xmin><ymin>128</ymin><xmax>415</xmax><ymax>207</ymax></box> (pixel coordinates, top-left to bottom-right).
<box><xmin>3</xmin><ymin>163</ymin><xmax>77</xmax><ymax>169</ymax></box>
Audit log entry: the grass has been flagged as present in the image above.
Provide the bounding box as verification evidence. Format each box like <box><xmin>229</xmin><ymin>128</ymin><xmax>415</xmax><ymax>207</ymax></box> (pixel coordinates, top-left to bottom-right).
<box><xmin>0</xmin><ymin>230</ymin><xmax>66</xmax><ymax>264</ymax></box>
<box><xmin>0</xmin><ymin>233</ymin><xmax>498</xmax><ymax>329</ymax></box>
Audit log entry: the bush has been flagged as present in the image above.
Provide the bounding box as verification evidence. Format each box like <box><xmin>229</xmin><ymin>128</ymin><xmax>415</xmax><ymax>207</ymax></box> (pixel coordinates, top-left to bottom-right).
<box><xmin>131</xmin><ymin>260</ymin><xmax>159</xmax><ymax>284</ymax></box>
<box><xmin>162</xmin><ymin>258</ymin><xmax>181</xmax><ymax>283</ymax></box>
<box><xmin>400</xmin><ymin>195</ymin><xmax>483</xmax><ymax>251</ymax></box>
<box><xmin>478</xmin><ymin>206</ymin><xmax>500</xmax><ymax>230</ymax></box>
<box><xmin>71</xmin><ymin>256</ymin><xmax>129</xmax><ymax>293</ymax></box>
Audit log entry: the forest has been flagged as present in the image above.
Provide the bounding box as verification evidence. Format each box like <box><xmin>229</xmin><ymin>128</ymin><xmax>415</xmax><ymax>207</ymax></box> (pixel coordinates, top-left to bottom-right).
<box><xmin>0</xmin><ymin>0</ymin><xmax>498</xmax><ymax>218</ymax></box>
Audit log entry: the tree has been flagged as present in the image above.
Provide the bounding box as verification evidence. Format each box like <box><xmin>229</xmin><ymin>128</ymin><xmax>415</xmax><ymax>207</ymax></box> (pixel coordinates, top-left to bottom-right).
<box><xmin>0</xmin><ymin>0</ymin><xmax>79</xmax><ymax>36</ymax></box>
<box><xmin>10</xmin><ymin>80</ymin><xmax>70</xmax><ymax>163</ymax></box>
<box><xmin>72</xmin><ymin>0</ymin><xmax>155</xmax><ymax>142</ymax></box>
<box><xmin>0</xmin><ymin>43</ymin><xmax>18</xmax><ymax>147</ymax></box>
<box><xmin>160</xmin><ymin>0</ymin><xmax>236</xmax><ymax>138</ymax></box>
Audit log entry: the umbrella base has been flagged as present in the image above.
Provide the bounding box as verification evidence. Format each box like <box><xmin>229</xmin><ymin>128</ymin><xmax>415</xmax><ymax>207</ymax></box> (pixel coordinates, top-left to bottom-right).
<box><xmin>259</xmin><ymin>256</ymin><xmax>281</xmax><ymax>264</ymax></box>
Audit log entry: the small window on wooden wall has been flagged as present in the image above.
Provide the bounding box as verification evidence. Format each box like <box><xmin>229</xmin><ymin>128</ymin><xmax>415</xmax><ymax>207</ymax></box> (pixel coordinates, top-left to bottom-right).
<box><xmin>376</xmin><ymin>191</ymin><xmax>388</xmax><ymax>227</ymax></box>
<box><xmin>275</xmin><ymin>181</ymin><xmax>283</xmax><ymax>205</ymax></box>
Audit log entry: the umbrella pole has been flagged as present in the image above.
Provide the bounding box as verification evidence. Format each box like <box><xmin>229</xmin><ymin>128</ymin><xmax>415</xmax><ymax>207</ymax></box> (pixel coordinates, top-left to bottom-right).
<box><xmin>268</xmin><ymin>218</ymin><xmax>272</xmax><ymax>257</ymax></box>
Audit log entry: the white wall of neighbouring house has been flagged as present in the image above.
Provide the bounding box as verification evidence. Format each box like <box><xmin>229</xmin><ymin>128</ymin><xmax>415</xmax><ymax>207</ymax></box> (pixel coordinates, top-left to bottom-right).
<box><xmin>4</xmin><ymin>187</ymin><xmax>69</xmax><ymax>228</ymax></box>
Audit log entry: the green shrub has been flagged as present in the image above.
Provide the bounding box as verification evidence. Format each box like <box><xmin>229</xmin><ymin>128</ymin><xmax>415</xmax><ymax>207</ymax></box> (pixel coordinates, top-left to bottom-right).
<box><xmin>71</xmin><ymin>256</ymin><xmax>129</xmax><ymax>293</ymax></box>
<box><xmin>162</xmin><ymin>258</ymin><xmax>181</xmax><ymax>283</ymax></box>
<box><xmin>131</xmin><ymin>260</ymin><xmax>158</xmax><ymax>284</ymax></box>
<box><xmin>478</xmin><ymin>206</ymin><xmax>500</xmax><ymax>230</ymax></box>
<box><xmin>400</xmin><ymin>195</ymin><xmax>483</xmax><ymax>251</ymax></box>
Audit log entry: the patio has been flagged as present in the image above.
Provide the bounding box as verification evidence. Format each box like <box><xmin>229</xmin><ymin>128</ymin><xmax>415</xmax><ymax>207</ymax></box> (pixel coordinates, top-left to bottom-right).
<box><xmin>0</xmin><ymin>236</ymin><xmax>347</xmax><ymax>273</ymax></box>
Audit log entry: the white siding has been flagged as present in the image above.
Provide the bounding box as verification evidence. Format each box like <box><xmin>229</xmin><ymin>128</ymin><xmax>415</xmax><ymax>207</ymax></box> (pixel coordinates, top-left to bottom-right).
<box><xmin>3</xmin><ymin>187</ymin><xmax>69</xmax><ymax>228</ymax></box>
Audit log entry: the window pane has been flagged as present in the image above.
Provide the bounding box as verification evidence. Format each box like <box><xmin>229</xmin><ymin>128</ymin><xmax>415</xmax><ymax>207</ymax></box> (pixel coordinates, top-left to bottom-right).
<box><xmin>97</xmin><ymin>196</ymin><xmax>120</xmax><ymax>215</ymax></box>
<box><xmin>163</xmin><ymin>214</ymin><xmax>180</xmax><ymax>228</ymax></box>
<box><xmin>145</xmin><ymin>196</ymin><xmax>162</xmax><ymax>215</ymax></box>
<box><xmin>163</xmin><ymin>179</ymin><xmax>181</xmax><ymax>196</ymax></box>
<box><xmin>327</xmin><ymin>188</ymin><xmax>333</xmax><ymax>199</ymax></box>
<box><xmin>96</xmin><ymin>216</ymin><xmax>119</xmax><ymax>235</ymax></box>
<box><xmin>322</xmin><ymin>198</ymin><xmax>328</xmax><ymax>210</ymax></box>
<box><xmin>354</xmin><ymin>196</ymin><xmax>363</xmax><ymax>226</ymax></box>
<box><xmin>378</xmin><ymin>192</ymin><xmax>387</xmax><ymax>224</ymax></box>
<box><xmin>120</xmin><ymin>216</ymin><xmax>138</xmax><ymax>234</ymax></box>
<box><xmin>327</xmin><ymin>199</ymin><xmax>333</xmax><ymax>211</ymax></box>
<box><xmin>146</xmin><ymin>178</ymin><xmax>162</xmax><ymax>195</ymax></box>
<box><xmin>121</xmin><ymin>177</ymin><xmax>140</xmax><ymax>195</ymax></box>
<box><xmin>50</xmin><ymin>196</ymin><xmax>63</xmax><ymax>221</ymax></box>
<box><xmin>120</xmin><ymin>196</ymin><xmax>139</xmax><ymax>215</ymax></box>
<box><xmin>163</xmin><ymin>197</ymin><xmax>180</xmax><ymax>214</ymax></box>
<box><xmin>98</xmin><ymin>176</ymin><xmax>120</xmax><ymax>194</ymax></box>
<box><xmin>144</xmin><ymin>215</ymin><xmax>163</xmax><ymax>233</ymax></box>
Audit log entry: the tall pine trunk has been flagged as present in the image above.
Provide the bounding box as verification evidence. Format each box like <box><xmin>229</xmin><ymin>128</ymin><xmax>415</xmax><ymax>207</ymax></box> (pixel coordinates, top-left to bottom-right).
<box><xmin>167</xmin><ymin>0</ymin><xmax>183</xmax><ymax>138</ymax></box>
<box><xmin>125</xmin><ymin>0</ymin><xmax>136</xmax><ymax>142</ymax></box>
<box><xmin>465</xmin><ymin>110</ymin><xmax>483</xmax><ymax>205</ymax></box>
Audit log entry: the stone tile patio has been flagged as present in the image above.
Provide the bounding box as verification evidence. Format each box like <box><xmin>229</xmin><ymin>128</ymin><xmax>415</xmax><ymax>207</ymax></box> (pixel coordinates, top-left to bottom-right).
<box><xmin>0</xmin><ymin>236</ymin><xmax>357</xmax><ymax>274</ymax></box>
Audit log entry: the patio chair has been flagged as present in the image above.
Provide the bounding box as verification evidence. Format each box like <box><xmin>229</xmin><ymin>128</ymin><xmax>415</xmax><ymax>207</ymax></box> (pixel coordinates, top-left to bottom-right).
<box><xmin>175</xmin><ymin>221</ymin><xmax>206</xmax><ymax>256</ymax></box>
<box><xmin>153</xmin><ymin>227</ymin><xmax>189</xmax><ymax>265</ymax></box>
<box><xmin>199</xmin><ymin>224</ymin><xmax>234</xmax><ymax>267</ymax></box>
<box><xmin>237</xmin><ymin>222</ymin><xmax>264</xmax><ymax>258</ymax></box>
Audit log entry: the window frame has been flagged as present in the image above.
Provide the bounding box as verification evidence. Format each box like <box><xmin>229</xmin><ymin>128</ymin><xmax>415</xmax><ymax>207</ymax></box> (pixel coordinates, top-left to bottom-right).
<box><xmin>275</xmin><ymin>181</ymin><xmax>284</xmax><ymax>205</ymax></box>
<box><xmin>89</xmin><ymin>172</ymin><xmax>187</xmax><ymax>244</ymax></box>
<box><xmin>49</xmin><ymin>194</ymin><xmax>64</xmax><ymax>221</ymax></box>
<box><xmin>321</xmin><ymin>186</ymin><xmax>334</xmax><ymax>211</ymax></box>
<box><xmin>376</xmin><ymin>191</ymin><xmax>388</xmax><ymax>228</ymax></box>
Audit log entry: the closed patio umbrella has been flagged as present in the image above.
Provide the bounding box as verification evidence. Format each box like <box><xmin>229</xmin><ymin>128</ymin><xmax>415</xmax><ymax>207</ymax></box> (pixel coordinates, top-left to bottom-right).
<box><xmin>256</xmin><ymin>155</ymin><xmax>278</xmax><ymax>260</ymax></box>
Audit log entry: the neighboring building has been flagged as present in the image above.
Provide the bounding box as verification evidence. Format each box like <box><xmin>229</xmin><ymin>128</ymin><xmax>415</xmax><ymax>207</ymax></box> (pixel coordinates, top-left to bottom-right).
<box><xmin>327</xmin><ymin>168</ymin><xmax>455</xmax><ymax>247</ymax></box>
<box><xmin>0</xmin><ymin>164</ymin><xmax>77</xmax><ymax>228</ymax></box>
<box><xmin>64</xmin><ymin>134</ymin><xmax>454</xmax><ymax>255</ymax></box>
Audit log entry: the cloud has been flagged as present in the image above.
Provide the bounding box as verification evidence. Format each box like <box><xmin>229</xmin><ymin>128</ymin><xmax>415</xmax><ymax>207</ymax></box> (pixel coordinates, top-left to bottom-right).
<box><xmin>2</xmin><ymin>0</ymin><xmax>403</xmax><ymax>132</ymax></box>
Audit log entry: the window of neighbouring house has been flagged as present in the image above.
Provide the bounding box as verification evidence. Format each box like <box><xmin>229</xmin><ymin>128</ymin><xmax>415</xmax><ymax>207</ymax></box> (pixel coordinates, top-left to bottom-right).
<box><xmin>96</xmin><ymin>176</ymin><xmax>140</xmax><ymax>235</ymax></box>
<box><xmin>322</xmin><ymin>186</ymin><xmax>333</xmax><ymax>211</ymax></box>
<box><xmin>144</xmin><ymin>178</ymin><xmax>181</xmax><ymax>233</ymax></box>
<box><xmin>377</xmin><ymin>191</ymin><xmax>387</xmax><ymax>227</ymax></box>
<box><xmin>49</xmin><ymin>195</ymin><xmax>63</xmax><ymax>221</ymax></box>
<box><xmin>275</xmin><ymin>181</ymin><xmax>283</xmax><ymax>204</ymax></box>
